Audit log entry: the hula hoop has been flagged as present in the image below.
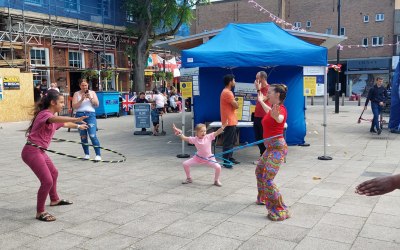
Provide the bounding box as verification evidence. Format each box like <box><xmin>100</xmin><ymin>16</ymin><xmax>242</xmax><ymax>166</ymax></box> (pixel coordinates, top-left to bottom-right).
<box><xmin>26</xmin><ymin>138</ymin><xmax>126</xmax><ymax>163</ymax></box>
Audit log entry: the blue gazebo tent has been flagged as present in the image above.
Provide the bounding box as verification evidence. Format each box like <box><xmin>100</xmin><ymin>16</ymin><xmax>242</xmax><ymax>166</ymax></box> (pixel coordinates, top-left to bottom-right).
<box><xmin>182</xmin><ymin>22</ymin><xmax>327</xmax><ymax>145</ymax></box>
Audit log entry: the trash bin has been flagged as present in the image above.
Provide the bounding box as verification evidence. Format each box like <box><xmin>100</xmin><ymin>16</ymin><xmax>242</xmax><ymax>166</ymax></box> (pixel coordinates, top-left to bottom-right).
<box><xmin>95</xmin><ymin>91</ymin><xmax>120</xmax><ymax>118</ymax></box>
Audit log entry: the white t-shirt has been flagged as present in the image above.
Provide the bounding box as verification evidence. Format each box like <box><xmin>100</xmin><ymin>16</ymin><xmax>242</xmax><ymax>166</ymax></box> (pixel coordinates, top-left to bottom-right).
<box><xmin>153</xmin><ymin>94</ymin><xmax>165</xmax><ymax>109</ymax></box>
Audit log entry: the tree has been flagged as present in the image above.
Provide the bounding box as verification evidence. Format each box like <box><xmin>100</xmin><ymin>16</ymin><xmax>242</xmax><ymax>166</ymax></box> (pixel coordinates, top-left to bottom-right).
<box><xmin>124</xmin><ymin>0</ymin><xmax>209</xmax><ymax>92</ymax></box>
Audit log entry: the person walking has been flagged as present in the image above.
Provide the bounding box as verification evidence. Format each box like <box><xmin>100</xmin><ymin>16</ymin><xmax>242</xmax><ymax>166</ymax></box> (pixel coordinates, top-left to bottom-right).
<box><xmin>364</xmin><ymin>77</ymin><xmax>388</xmax><ymax>135</ymax></box>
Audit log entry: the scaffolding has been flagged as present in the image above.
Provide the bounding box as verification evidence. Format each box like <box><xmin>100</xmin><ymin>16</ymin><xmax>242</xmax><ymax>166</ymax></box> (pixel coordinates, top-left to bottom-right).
<box><xmin>0</xmin><ymin>0</ymin><xmax>133</xmax><ymax>92</ymax></box>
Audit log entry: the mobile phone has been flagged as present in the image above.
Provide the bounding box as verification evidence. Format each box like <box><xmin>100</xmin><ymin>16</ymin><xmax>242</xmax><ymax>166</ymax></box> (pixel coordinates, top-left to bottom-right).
<box><xmin>85</xmin><ymin>90</ymin><xmax>89</xmax><ymax>94</ymax></box>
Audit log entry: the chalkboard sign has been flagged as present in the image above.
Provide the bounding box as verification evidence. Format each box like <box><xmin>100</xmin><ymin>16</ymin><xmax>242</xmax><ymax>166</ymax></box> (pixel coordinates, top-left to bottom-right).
<box><xmin>134</xmin><ymin>103</ymin><xmax>151</xmax><ymax>128</ymax></box>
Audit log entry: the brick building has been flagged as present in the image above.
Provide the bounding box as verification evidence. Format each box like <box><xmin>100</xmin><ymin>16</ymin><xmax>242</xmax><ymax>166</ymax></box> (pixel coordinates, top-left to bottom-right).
<box><xmin>0</xmin><ymin>0</ymin><xmax>133</xmax><ymax>96</ymax></box>
<box><xmin>193</xmin><ymin>0</ymin><xmax>398</xmax><ymax>95</ymax></box>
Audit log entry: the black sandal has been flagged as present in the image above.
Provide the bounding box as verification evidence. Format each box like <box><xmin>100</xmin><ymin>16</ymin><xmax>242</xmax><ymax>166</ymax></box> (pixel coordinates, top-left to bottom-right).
<box><xmin>50</xmin><ymin>199</ymin><xmax>73</xmax><ymax>206</ymax></box>
<box><xmin>36</xmin><ymin>212</ymin><xmax>56</xmax><ymax>222</ymax></box>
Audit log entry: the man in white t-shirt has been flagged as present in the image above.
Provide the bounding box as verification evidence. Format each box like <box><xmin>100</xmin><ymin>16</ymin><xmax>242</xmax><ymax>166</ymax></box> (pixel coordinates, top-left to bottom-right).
<box><xmin>153</xmin><ymin>90</ymin><xmax>165</xmax><ymax>112</ymax></box>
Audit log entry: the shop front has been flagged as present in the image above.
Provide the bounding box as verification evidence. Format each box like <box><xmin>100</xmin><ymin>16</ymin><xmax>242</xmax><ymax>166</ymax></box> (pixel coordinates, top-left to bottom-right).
<box><xmin>346</xmin><ymin>58</ymin><xmax>391</xmax><ymax>97</ymax></box>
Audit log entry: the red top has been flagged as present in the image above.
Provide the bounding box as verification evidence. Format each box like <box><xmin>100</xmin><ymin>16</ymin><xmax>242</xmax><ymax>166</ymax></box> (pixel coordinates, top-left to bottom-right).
<box><xmin>254</xmin><ymin>85</ymin><xmax>269</xmax><ymax>118</ymax></box>
<box><xmin>262</xmin><ymin>105</ymin><xmax>287</xmax><ymax>139</ymax></box>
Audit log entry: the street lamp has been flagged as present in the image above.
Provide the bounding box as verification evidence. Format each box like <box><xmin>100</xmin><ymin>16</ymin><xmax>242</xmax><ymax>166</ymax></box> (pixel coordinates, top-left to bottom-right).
<box><xmin>335</xmin><ymin>0</ymin><xmax>341</xmax><ymax>113</ymax></box>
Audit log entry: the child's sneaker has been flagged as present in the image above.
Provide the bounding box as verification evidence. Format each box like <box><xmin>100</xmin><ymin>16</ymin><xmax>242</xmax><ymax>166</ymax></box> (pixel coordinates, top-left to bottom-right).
<box><xmin>214</xmin><ymin>180</ymin><xmax>222</xmax><ymax>187</ymax></box>
<box><xmin>84</xmin><ymin>155</ymin><xmax>90</xmax><ymax>160</ymax></box>
<box><xmin>94</xmin><ymin>155</ymin><xmax>102</xmax><ymax>161</ymax></box>
<box><xmin>182</xmin><ymin>178</ymin><xmax>192</xmax><ymax>184</ymax></box>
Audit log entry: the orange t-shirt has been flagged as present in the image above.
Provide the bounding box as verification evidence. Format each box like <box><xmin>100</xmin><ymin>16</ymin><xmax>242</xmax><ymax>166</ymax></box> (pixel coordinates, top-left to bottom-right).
<box><xmin>220</xmin><ymin>88</ymin><xmax>238</xmax><ymax>126</ymax></box>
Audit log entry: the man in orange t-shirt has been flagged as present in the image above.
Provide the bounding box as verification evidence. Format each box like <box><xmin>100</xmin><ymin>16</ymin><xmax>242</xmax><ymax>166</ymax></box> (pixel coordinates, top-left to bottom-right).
<box><xmin>220</xmin><ymin>74</ymin><xmax>239</xmax><ymax>169</ymax></box>
<box><xmin>253</xmin><ymin>71</ymin><xmax>269</xmax><ymax>157</ymax></box>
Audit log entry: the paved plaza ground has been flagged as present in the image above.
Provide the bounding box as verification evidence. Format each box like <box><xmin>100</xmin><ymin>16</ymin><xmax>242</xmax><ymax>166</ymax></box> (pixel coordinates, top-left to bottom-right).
<box><xmin>1</xmin><ymin>102</ymin><xmax>400</xmax><ymax>250</ymax></box>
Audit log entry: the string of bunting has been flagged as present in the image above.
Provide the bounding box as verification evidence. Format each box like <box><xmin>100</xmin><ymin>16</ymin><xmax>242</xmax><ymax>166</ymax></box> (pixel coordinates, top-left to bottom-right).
<box><xmin>337</xmin><ymin>42</ymin><xmax>400</xmax><ymax>50</ymax></box>
<box><xmin>26</xmin><ymin>138</ymin><xmax>126</xmax><ymax>163</ymax></box>
<box><xmin>248</xmin><ymin>0</ymin><xmax>400</xmax><ymax>50</ymax></box>
<box><xmin>247</xmin><ymin>0</ymin><xmax>306</xmax><ymax>32</ymax></box>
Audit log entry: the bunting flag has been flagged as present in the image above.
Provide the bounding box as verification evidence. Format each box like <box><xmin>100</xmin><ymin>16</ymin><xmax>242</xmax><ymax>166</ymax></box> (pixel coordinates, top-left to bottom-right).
<box><xmin>328</xmin><ymin>64</ymin><xmax>342</xmax><ymax>72</ymax></box>
<box><xmin>121</xmin><ymin>94</ymin><xmax>136</xmax><ymax>111</ymax></box>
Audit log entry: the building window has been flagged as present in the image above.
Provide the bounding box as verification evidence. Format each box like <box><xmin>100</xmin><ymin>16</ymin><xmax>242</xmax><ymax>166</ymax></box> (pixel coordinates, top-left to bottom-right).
<box><xmin>97</xmin><ymin>0</ymin><xmax>110</xmax><ymax>17</ymax></box>
<box><xmin>375</xmin><ymin>13</ymin><xmax>384</xmax><ymax>22</ymax></box>
<box><xmin>325</xmin><ymin>28</ymin><xmax>332</xmax><ymax>35</ymax></box>
<box><xmin>30</xmin><ymin>48</ymin><xmax>49</xmax><ymax>86</ymax></box>
<box><xmin>340</xmin><ymin>27</ymin><xmax>345</xmax><ymax>36</ymax></box>
<box><xmin>372</xmin><ymin>36</ymin><xmax>384</xmax><ymax>46</ymax></box>
<box><xmin>25</xmin><ymin>0</ymin><xmax>42</xmax><ymax>5</ymax></box>
<box><xmin>294</xmin><ymin>22</ymin><xmax>301</xmax><ymax>28</ymax></box>
<box><xmin>69</xmin><ymin>51</ymin><xmax>84</xmax><ymax>68</ymax></box>
<box><xmin>100</xmin><ymin>53</ymin><xmax>114</xmax><ymax>68</ymax></box>
<box><xmin>362</xmin><ymin>38</ymin><xmax>368</xmax><ymax>47</ymax></box>
<box><xmin>65</xmin><ymin>0</ymin><xmax>79</xmax><ymax>11</ymax></box>
<box><xmin>306</xmin><ymin>21</ymin><xmax>311</xmax><ymax>28</ymax></box>
<box><xmin>363</xmin><ymin>15</ymin><xmax>369</xmax><ymax>23</ymax></box>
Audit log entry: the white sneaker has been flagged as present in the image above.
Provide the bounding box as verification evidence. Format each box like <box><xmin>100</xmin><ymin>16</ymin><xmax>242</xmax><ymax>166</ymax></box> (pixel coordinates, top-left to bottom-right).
<box><xmin>84</xmin><ymin>155</ymin><xmax>90</xmax><ymax>160</ymax></box>
<box><xmin>94</xmin><ymin>155</ymin><xmax>102</xmax><ymax>161</ymax></box>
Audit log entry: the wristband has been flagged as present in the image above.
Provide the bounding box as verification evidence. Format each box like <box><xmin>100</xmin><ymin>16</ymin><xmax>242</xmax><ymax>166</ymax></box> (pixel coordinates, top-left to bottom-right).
<box><xmin>176</xmin><ymin>133</ymin><xmax>182</xmax><ymax>136</ymax></box>
<box><xmin>77</xmin><ymin>124</ymin><xmax>81</xmax><ymax>129</ymax></box>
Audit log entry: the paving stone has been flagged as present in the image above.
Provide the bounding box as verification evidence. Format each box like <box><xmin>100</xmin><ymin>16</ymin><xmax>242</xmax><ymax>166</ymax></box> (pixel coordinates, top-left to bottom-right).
<box><xmin>96</xmin><ymin>207</ymin><xmax>148</xmax><ymax>225</ymax></box>
<box><xmin>18</xmin><ymin>220</ymin><xmax>73</xmax><ymax>237</ymax></box>
<box><xmin>202</xmin><ymin>201</ymin><xmax>248</xmax><ymax>215</ymax></box>
<box><xmin>161</xmin><ymin>220</ymin><xmax>213</xmax><ymax>239</ymax></box>
<box><xmin>365</xmin><ymin>212</ymin><xmax>400</xmax><ymax>229</ymax></box>
<box><xmin>184</xmin><ymin>210</ymin><xmax>231</xmax><ymax>226</ymax></box>
<box><xmin>329</xmin><ymin>203</ymin><xmax>372</xmax><ymax>217</ymax></box>
<box><xmin>65</xmin><ymin>219</ymin><xmax>119</xmax><ymax>238</ymax></box>
<box><xmin>307</xmin><ymin>222</ymin><xmax>359</xmax><ymax>244</ymax></box>
<box><xmin>351</xmin><ymin>237</ymin><xmax>400</xmax><ymax>250</ymax></box>
<box><xmin>27</xmin><ymin>231</ymin><xmax>88</xmax><ymax>250</ymax></box>
<box><xmin>130</xmin><ymin>232</ymin><xmax>191</xmax><ymax>250</ymax></box>
<box><xmin>281</xmin><ymin>203</ymin><xmax>329</xmax><ymax>228</ymax></box>
<box><xmin>0</xmin><ymin>219</ymin><xmax>26</xmax><ymax>234</ymax></box>
<box><xmin>319</xmin><ymin>212</ymin><xmax>366</xmax><ymax>230</ymax></box>
<box><xmin>294</xmin><ymin>236</ymin><xmax>351</xmax><ymax>250</ymax></box>
<box><xmin>239</xmin><ymin>235</ymin><xmax>297</xmax><ymax>250</ymax></box>
<box><xmin>180</xmin><ymin>233</ymin><xmax>243</xmax><ymax>250</ymax></box>
<box><xmin>0</xmin><ymin>232</ymin><xmax>38</xmax><ymax>250</ymax></box>
<box><xmin>209</xmin><ymin>221</ymin><xmax>260</xmax><ymax>241</ymax></box>
<box><xmin>258</xmin><ymin>223</ymin><xmax>308</xmax><ymax>243</ymax></box>
<box><xmin>227</xmin><ymin>210</ymin><xmax>272</xmax><ymax>228</ymax></box>
<box><xmin>372</xmin><ymin>195</ymin><xmax>400</xmax><ymax>216</ymax></box>
<box><xmin>79</xmin><ymin>232</ymin><xmax>139</xmax><ymax>250</ymax></box>
<box><xmin>297</xmin><ymin>194</ymin><xmax>337</xmax><ymax>207</ymax></box>
<box><xmin>359</xmin><ymin>224</ymin><xmax>400</xmax><ymax>243</ymax></box>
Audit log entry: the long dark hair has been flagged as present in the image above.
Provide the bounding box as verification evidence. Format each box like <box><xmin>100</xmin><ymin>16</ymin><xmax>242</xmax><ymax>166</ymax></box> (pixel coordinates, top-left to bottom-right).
<box><xmin>26</xmin><ymin>89</ymin><xmax>62</xmax><ymax>136</ymax></box>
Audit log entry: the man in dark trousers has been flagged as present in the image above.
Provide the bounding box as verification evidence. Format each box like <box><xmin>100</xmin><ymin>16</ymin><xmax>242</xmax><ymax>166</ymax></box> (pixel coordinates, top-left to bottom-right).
<box><xmin>253</xmin><ymin>71</ymin><xmax>269</xmax><ymax>164</ymax></box>
<box><xmin>220</xmin><ymin>74</ymin><xmax>239</xmax><ymax>168</ymax></box>
<box><xmin>40</xmin><ymin>78</ymin><xmax>48</xmax><ymax>96</ymax></box>
<box><xmin>364</xmin><ymin>77</ymin><xmax>387</xmax><ymax>135</ymax></box>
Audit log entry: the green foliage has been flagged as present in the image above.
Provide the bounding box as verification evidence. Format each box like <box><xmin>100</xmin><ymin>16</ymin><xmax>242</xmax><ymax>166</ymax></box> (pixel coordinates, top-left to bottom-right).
<box><xmin>165</xmin><ymin>71</ymin><xmax>174</xmax><ymax>81</ymax></box>
<box><xmin>100</xmin><ymin>70</ymin><xmax>113</xmax><ymax>79</ymax></box>
<box><xmin>82</xmin><ymin>69</ymin><xmax>99</xmax><ymax>80</ymax></box>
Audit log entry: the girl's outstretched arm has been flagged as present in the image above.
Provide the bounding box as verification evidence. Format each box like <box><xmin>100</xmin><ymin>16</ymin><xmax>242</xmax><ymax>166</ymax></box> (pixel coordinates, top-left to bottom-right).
<box><xmin>214</xmin><ymin>120</ymin><xmax>228</xmax><ymax>137</ymax></box>
<box><xmin>173</xmin><ymin>123</ymin><xmax>190</xmax><ymax>142</ymax></box>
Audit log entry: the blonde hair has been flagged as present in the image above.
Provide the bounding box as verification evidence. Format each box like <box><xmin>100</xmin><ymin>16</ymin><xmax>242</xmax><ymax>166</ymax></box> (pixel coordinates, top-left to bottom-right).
<box><xmin>195</xmin><ymin>123</ymin><xmax>206</xmax><ymax>132</ymax></box>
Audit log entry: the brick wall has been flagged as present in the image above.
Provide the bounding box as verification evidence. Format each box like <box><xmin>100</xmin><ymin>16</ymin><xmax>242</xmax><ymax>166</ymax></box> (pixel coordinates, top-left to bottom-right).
<box><xmin>193</xmin><ymin>0</ymin><xmax>395</xmax><ymax>61</ymax></box>
<box><xmin>285</xmin><ymin>0</ymin><xmax>395</xmax><ymax>60</ymax></box>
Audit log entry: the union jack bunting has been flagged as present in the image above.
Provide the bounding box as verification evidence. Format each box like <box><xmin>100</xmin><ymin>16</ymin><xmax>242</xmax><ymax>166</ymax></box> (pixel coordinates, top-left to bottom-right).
<box><xmin>121</xmin><ymin>94</ymin><xmax>136</xmax><ymax>111</ymax></box>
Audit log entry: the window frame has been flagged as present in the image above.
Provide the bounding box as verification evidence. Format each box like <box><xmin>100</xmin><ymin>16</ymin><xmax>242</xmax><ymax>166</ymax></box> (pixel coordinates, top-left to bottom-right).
<box><xmin>294</xmin><ymin>22</ymin><xmax>301</xmax><ymax>28</ymax></box>
<box><xmin>340</xmin><ymin>27</ymin><xmax>346</xmax><ymax>36</ymax></box>
<box><xmin>306</xmin><ymin>21</ymin><xmax>311</xmax><ymax>28</ymax></box>
<box><xmin>372</xmin><ymin>36</ymin><xmax>384</xmax><ymax>47</ymax></box>
<box><xmin>30</xmin><ymin>47</ymin><xmax>50</xmax><ymax>86</ymax></box>
<box><xmin>363</xmin><ymin>15</ymin><xmax>369</xmax><ymax>23</ymax></box>
<box><xmin>362</xmin><ymin>38</ymin><xmax>368</xmax><ymax>47</ymax></box>
<box><xmin>68</xmin><ymin>50</ymin><xmax>85</xmax><ymax>69</ymax></box>
<box><xmin>375</xmin><ymin>13</ymin><xmax>384</xmax><ymax>22</ymax></box>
